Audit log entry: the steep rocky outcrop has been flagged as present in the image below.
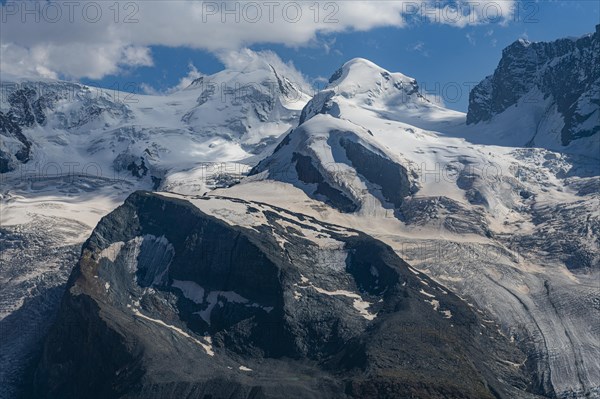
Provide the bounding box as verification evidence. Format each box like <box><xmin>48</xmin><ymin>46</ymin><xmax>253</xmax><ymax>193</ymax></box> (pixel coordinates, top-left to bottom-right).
<box><xmin>0</xmin><ymin>111</ymin><xmax>31</xmax><ymax>172</ymax></box>
<box><xmin>249</xmin><ymin>118</ymin><xmax>417</xmax><ymax>216</ymax></box>
<box><xmin>0</xmin><ymin>80</ymin><xmax>131</xmax><ymax>174</ymax></box>
<box><xmin>467</xmin><ymin>25</ymin><xmax>599</xmax><ymax>153</ymax></box>
<box><xmin>28</xmin><ymin>191</ymin><xmax>539</xmax><ymax>399</ymax></box>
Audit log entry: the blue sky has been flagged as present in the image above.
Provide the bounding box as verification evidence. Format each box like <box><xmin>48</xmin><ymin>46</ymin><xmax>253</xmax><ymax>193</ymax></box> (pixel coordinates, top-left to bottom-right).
<box><xmin>2</xmin><ymin>1</ymin><xmax>599</xmax><ymax>111</ymax></box>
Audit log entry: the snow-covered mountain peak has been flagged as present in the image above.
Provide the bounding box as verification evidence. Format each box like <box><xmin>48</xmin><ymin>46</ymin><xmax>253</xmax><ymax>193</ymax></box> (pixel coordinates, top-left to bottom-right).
<box><xmin>325</xmin><ymin>58</ymin><xmax>426</xmax><ymax>107</ymax></box>
<box><xmin>327</xmin><ymin>57</ymin><xmax>385</xmax><ymax>84</ymax></box>
<box><xmin>175</xmin><ymin>56</ymin><xmax>310</xmax><ymax>107</ymax></box>
<box><xmin>206</xmin><ymin>49</ymin><xmax>313</xmax><ymax>100</ymax></box>
<box><xmin>298</xmin><ymin>58</ymin><xmax>455</xmax><ymax>129</ymax></box>
<box><xmin>175</xmin><ymin>59</ymin><xmax>311</xmax><ymax>157</ymax></box>
<box><xmin>329</xmin><ymin>57</ymin><xmax>410</xmax><ymax>84</ymax></box>
<box><xmin>0</xmin><ymin>54</ymin><xmax>313</xmax><ymax>184</ymax></box>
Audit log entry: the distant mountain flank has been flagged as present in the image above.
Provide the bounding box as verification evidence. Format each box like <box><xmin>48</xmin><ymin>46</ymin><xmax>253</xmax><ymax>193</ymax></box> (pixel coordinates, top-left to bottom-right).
<box><xmin>0</xmin><ymin>58</ymin><xmax>310</xmax><ymax>184</ymax></box>
<box><xmin>467</xmin><ymin>24</ymin><xmax>599</xmax><ymax>157</ymax></box>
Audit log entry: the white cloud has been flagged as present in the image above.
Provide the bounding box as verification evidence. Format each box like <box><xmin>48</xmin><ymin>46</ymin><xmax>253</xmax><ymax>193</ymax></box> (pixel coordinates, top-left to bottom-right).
<box><xmin>424</xmin><ymin>0</ymin><xmax>516</xmax><ymax>28</ymax></box>
<box><xmin>321</xmin><ymin>37</ymin><xmax>337</xmax><ymax>55</ymax></box>
<box><xmin>0</xmin><ymin>1</ymin><xmax>516</xmax><ymax>80</ymax></box>
<box><xmin>165</xmin><ymin>63</ymin><xmax>204</xmax><ymax>93</ymax></box>
<box><xmin>409</xmin><ymin>41</ymin><xmax>430</xmax><ymax>57</ymax></box>
<box><xmin>313</xmin><ymin>76</ymin><xmax>330</xmax><ymax>85</ymax></box>
<box><xmin>121</xmin><ymin>46</ymin><xmax>154</xmax><ymax>68</ymax></box>
<box><xmin>423</xmin><ymin>92</ymin><xmax>446</xmax><ymax>107</ymax></box>
<box><xmin>466</xmin><ymin>32</ymin><xmax>477</xmax><ymax>46</ymax></box>
<box><xmin>0</xmin><ymin>43</ymin><xmax>57</xmax><ymax>79</ymax></box>
<box><xmin>139</xmin><ymin>82</ymin><xmax>160</xmax><ymax>96</ymax></box>
<box><xmin>216</xmin><ymin>48</ymin><xmax>312</xmax><ymax>92</ymax></box>
<box><xmin>0</xmin><ymin>41</ymin><xmax>152</xmax><ymax>79</ymax></box>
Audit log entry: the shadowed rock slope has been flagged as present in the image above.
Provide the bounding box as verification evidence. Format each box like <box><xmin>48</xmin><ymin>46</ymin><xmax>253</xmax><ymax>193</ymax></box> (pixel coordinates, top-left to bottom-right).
<box><xmin>27</xmin><ymin>191</ymin><xmax>541</xmax><ymax>399</ymax></box>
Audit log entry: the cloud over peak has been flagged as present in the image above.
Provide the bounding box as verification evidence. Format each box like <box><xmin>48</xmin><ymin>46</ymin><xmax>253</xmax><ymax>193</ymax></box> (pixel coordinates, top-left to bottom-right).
<box><xmin>0</xmin><ymin>1</ymin><xmax>516</xmax><ymax>80</ymax></box>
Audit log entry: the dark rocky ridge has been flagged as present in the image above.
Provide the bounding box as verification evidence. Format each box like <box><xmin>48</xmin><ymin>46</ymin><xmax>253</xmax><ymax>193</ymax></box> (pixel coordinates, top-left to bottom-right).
<box><xmin>467</xmin><ymin>25</ymin><xmax>600</xmax><ymax>146</ymax></box>
<box><xmin>339</xmin><ymin>137</ymin><xmax>413</xmax><ymax>208</ymax></box>
<box><xmin>250</xmin><ymin>127</ymin><xmax>416</xmax><ymax>216</ymax></box>
<box><xmin>0</xmin><ymin>111</ymin><xmax>31</xmax><ymax>172</ymax></box>
<box><xmin>298</xmin><ymin>91</ymin><xmax>340</xmax><ymax>125</ymax></box>
<box><xmin>27</xmin><ymin>191</ymin><xmax>542</xmax><ymax>399</ymax></box>
<box><xmin>292</xmin><ymin>152</ymin><xmax>358</xmax><ymax>212</ymax></box>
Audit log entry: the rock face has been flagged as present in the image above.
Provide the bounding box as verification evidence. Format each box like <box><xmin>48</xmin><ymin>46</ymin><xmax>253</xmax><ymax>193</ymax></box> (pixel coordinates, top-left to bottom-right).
<box><xmin>29</xmin><ymin>191</ymin><xmax>539</xmax><ymax>399</ymax></box>
<box><xmin>0</xmin><ymin>111</ymin><xmax>31</xmax><ymax>172</ymax></box>
<box><xmin>0</xmin><ymin>79</ymin><xmax>132</xmax><ymax>174</ymax></box>
<box><xmin>249</xmin><ymin>119</ymin><xmax>417</xmax><ymax>215</ymax></box>
<box><xmin>467</xmin><ymin>25</ymin><xmax>599</xmax><ymax>154</ymax></box>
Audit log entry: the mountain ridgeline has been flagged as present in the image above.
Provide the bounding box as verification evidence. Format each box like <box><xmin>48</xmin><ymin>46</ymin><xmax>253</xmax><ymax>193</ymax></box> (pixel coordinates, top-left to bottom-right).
<box><xmin>467</xmin><ymin>24</ymin><xmax>599</xmax><ymax>153</ymax></box>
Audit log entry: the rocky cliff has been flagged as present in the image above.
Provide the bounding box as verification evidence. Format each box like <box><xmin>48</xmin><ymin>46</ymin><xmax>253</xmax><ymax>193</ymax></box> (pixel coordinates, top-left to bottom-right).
<box><xmin>467</xmin><ymin>25</ymin><xmax>599</xmax><ymax>156</ymax></box>
<box><xmin>28</xmin><ymin>191</ymin><xmax>540</xmax><ymax>399</ymax></box>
